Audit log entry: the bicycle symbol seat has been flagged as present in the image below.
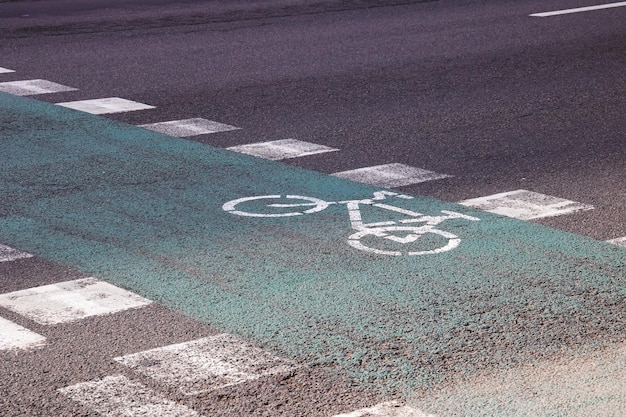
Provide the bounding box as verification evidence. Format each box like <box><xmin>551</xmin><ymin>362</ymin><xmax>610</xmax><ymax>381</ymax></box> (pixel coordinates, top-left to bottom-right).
<box><xmin>222</xmin><ymin>191</ymin><xmax>479</xmax><ymax>256</ymax></box>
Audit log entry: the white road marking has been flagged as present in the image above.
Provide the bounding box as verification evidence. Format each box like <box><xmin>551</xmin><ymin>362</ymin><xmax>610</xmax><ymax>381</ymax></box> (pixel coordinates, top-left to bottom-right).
<box><xmin>114</xmin><ymin>334</ymin><xmax>297</xmax><ymax>396</ymax></box>
<box><xmin>332</xmin><ymin>401</ymin><xmax>437</xmax><ymax>417</ymax></box>
<box><xmin>0</xmin><ymin>79</ymin><xmax>77</xmax><ymax>96</ymax></box>
<box><xmin>607</xmin><ymin>236</ymin><xmax>626</xmax><ymax>248</ymax></box>
<box><xmin>227</xmin><ymin>139</ymin><xmax>339</xmax><ymax>160</ymax></box>
<box><xmin>139</xmin><ymin>118</ymin><xmax>240</xmax><ymax>137</ymax></box>
<box><xmin>0</xmin><ymin>244</ymin><xmax>33</xmax><ymax>263</ymax></box>
<box><xmin>0</xmin><ymin>317</ymin><xmax>46</xmax><ymax>351</ymax></box>
<box><xmin>59</xmin><ymin>375</ymin><xmax>200</xmax><ymax>417</ymax></box>
<box><xmin>332</xmin><ymin>163</ymin><xmax>451</xmax><ymax>188</ymax></box>
<box><xmin>0</xmin><ymin>278</ymin><xmax>152</xmax><ymax>325</ymax></box>
<box><xmin>57</xmin><ymin>97</ymin><xmax>155</xmax><ymax>114</ymax></box>
<box><xmin>459</xmin><ymin>190</ymin><xmax>593</xmax><ymax>220</ymax></box>
<box><xmin>0</xmin><ymin>67</ymin><xmax>15</xmax><ymax>74</ymax></box>
<box><xmin>530</xmin><ymin>1</ymin><xmax>626</xmax><ymax>17</ymax></box>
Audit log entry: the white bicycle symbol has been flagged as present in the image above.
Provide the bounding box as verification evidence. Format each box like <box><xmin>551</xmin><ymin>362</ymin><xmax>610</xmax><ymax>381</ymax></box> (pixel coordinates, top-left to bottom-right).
<box><xmin>222</xmin><ymin>191</ymin><xmax>479</xmax><ymax>256</ymax></box>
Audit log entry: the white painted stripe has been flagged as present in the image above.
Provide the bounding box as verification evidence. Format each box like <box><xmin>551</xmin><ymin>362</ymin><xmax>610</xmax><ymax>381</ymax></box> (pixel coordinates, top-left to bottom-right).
<box><xmin>607</xmin><ymin>236</ymin><xmax>626</xmax><ymax>248</ymax></box>
<box><xmin>332</xmin><ymin>163</ymin><xmax>451</xmax><ymax>188</ymax></box>
<box><xmin>59</xmin><ymin>375</ymin><xmax>200</xmax><ymax>417</ymax></box>
<box><xmin>139</xmin><ymin>118</ymin><xmax>240</xmax><ymax>137</ymax></box>
<box><xmin>0</xmin><ymin>79</ymin><xmax>78</xmax><ymax>96</ymax></box>
<box><xmin>0</xmin><ymin>67</ymin><xmax>15</xmax><ymax>74</ymax></box>
<box><xmin>0</xmin><ymin>317</ymin><xmax>46</xmax><ymax>351</ymax></box>
<box><xmin>114</xmin><ymin>334</ymin><xmax>297</xmax><ymax>395</ymax></box>
<box><xmin>228</xmin><ymin>139</ymin><xmax>339</xmax><ymax>160</ymax></box>
<box><xmin>530</xmin><ymin>1</ymin><xmax>626</xmax><ymax>16</ymax></box>
<box><xmin>0</xmin><ymin>278</ymin><xmax>152</xmax><ymax>325</ymax></box>
<box><xmin>57</xmin><ymin>97</ymin><xmax>155</xmax><ymax>114</ymax></box>
<box><xmin>332</xmin><ymin>401</ymin><xmax>437</xmax><ymax>417</ymax></box>
<box><xmin>459</xmin><ymin>190</ymin><xmax>593</xmax><ymax>220</ymax></box>
<box><xmin>0</xmin><ymin>244</ymin><xmax>33</xmax><ymax>263</ymax></box>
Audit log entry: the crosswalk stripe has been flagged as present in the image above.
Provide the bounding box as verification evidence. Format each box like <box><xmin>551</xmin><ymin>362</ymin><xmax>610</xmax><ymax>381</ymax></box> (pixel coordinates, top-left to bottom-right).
<box><xmin>458</xmin><ymin>189</ymin><xmax>593</xmax><ymax>220</ymax></box>
<box><xmin>0</xmin><ymin>79</ymin><xmax>78</xmax><ymax>96</ymax></box>
<box><xmin>0</xmin><ymin>243</ymin><xmax>33</xmax><ymax>262</ymax></box>
<box><xmin>57</xmin><ymin>97</ymin><xmax>155</xmax><ymax>114</ymax></box>
<box><xmin>227</xmin><ymin>138</ymin><xmax>339</xmax><ymax>160</ymax></box>
<box><xmin>0</xmin><ymin>317</ymin><xmax>47</xmax><ymax>351</ymax></box>
<box><xmin>0</xmin><ymin>278</ymin><xmax>152</xmax><ymax>325</ymax></box>
<box><xmin>139</xmin><ymin>118</ymin><xmax>240</xmax><ymax>137</ymax></box>
<box><xmin>332</xmin><ymin>401</ymin><xmax>437</xmax><ymax>417</ymax></box>
<box><xmin>332</xmin><ymin>163</ymin><xmax>451</xmax><ymax>188</ymax></box>
<box><xmin>607</xmin><ymin>236</ymin><xmax>626</xmax><ymax>248</ymax></box>
<box><xmin>0</xmin><ymin>67</ymin><xmax>15</xmax><ymax>74</ymax></box>
<box><xmin>114</xmin><ymin>333</ymin><xmax>297</xmax><ymax>396</ymax></box>
<box><xmin>59</xmin><ymin>375</ymin><xmax>200</xmax><ymax>417</ymax></box>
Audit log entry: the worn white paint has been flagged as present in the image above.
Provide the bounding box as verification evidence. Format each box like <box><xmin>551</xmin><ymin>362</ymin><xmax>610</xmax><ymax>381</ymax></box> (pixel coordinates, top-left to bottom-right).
<box><xmin>0</xmin><ymin>278</ymin><xmax>152</xmax><ymax>325</ymax></box>
<box><xmin>332</xmin><ymin>164</ymin><xmax>451</xmax><ymax>188</ymax></box>
<box><xmin>0</xmin><ymin>317</ymin><xmax>46</xmax><ymax>351</ymax></box>
<box><xmin>57</xmin><ymin>97</ymin><xmax>155</xmax><ymax>114</ymax></box>
<box><xmin>0</xmin><ymin>67</ymin><xmax>15</xmax><ymax>74</ymax></box>
<box><xmin>332</xmin><ymin>401</ymin><xmax>437</xmax><ymax>417</ymax></box>
<box><xmin>530</xmin><ymin>1</ymin><xmax>626</xmax><ymax>17</ymax></box>
<box><xmin>0</xmin><ymin>244</ymin><xmax>33</xmax><ymax>263</ymax></box>
<box><xmin>59</xmin><ymin>375</ymin><xmax>200</xmax><ymax>417</ymax></box>
<box><xmin>114</xmin><ymin>334</ymin><xmax>297</xmax><ymax>395</ymax></box>
<box><xmin>139</xmin><ymin>118</ymin><xmax>240</xmax><ymax>137</ymax></box>
<box><xmin>607</xmin><ymin>236</ymin><xmax>626</xmax><ymax>248</ymax></box>
<box><xmin>459</xmin><ymin>190</ymin><xmax>593</xmax><ymax>220</ymax></box>
<box><xmin>227</xmin><ymin>139</ymin><xmax>339</xmax><ymax>160</ymax></box>
<box><xmin>0</xmin><ymin>79</ymin><xmax>78</xmax><ymax>96</ymax></box>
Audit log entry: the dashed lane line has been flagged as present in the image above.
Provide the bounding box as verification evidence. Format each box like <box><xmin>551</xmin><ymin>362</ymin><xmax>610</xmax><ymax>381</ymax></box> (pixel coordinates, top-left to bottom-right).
<box><xmin>56</xmin><ymin>97</ymin><xmax>155</xmax><ymax>114</ymax></box>
<box><xmin>227</xmin><ymin>138</ymin><xmax>339</xmax><ymax>160</ymax></box>
<box><xmin>458</xmin><ymin>189</ymin><xmax>593</xmax><ymax>220</ymax></box>
<box><xmin>0</xmin><ymin>316</ymin><xmax>47</xmax><ymax>351</ymax></box>
<box><xmin>332</xmin><ymin>163</ymin><xmax>451</xmax><ymax>188</ymax></box>
<box><xmin>530</xmin><ymin>1</ymin><xmax>626</xmax><ymax>17</ymax></box>
<box><xmin>0</xmin><ymin>79</ymin><xmax>78</xmax><ymax>96</ymax></box>
<box><xmin>0</xmin><ymin>278</ymin><xmax>152</xmax><ymax>325</ymax></box>
<box><xmin>139</xmin><ymin>118</ymin><xmax>240</xmax><ymax>137</ymax></box>
<box><xmin>0</xmin><ymin>243</ymin><xmax>33</xmax><ymax>262</ymax></box>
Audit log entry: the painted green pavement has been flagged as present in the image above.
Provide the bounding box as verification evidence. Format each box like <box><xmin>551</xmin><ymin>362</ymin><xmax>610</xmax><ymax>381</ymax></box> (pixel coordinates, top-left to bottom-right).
<box><xmin>1</xmin><ymin>92</ymin><xmax>625</xmax><ymax>398</ymax></box>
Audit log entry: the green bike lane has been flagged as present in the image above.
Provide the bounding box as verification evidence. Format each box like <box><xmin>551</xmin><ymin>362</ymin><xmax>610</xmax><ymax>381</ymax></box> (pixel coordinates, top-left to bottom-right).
<box><xmin>2</xmin><ymin>92</ymin><xmax>626</xmax><ymax>413</ymax></box>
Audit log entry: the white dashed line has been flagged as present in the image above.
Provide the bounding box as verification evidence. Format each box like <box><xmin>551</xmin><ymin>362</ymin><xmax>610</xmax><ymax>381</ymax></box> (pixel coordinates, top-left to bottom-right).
<box><xmin>0</xmin><ymin>79</ymin><xmax>78</xmax><ymax>96</ymax></box>
<box><xmin>332</xmin><ymin>401</ymin><xmax>437</xmax><ymax>417</ymax></box>
<box><xmin>332</xmin><ymin>163</ymin><xmax>451</xmax><ymax>188</ymax></box>
<box><xmin>458</xmin><ymin>190</ymin><xmax>593</xmax><ymax>220</ymax></box>
<box><xmin>114</xmin><ymin>334</ymin><xmax>297</xmax><ymax>396</ymax></box>
<box><xmin>0</xmin><ymin>278</ymin><xmax>152</xmax><ymax>325</ymax></box>
<box><xmin>530</xmin><ymin>1</ymin><xmax>626</xmax><ymax>17</ymax></box>
<box><xmin>57</xmin><ymin>97</ymin><xmax>155</xmax><ymax>114</ymax></box>
<box><xmin>607</xmin><ymin>236</ymin><xmax>626</xmax><ymax>248</ymax></box>
<box><xmin>139</xmin><ymin>118</ymin><xmax>240</xmax><ymax>137</ymax></box>
<box><xmin>59</xmin><ymin>375</ymin><xmax>201</xmax><ymax>417</ymax></box>
<box><xmin>0</xmin><ymin>67</ymin><xmax>15</xmax><ymax>74</ymax></box>
<box><xmin>0</xmin><ymin>317</ymin><xmax>47</xmax><ymax>351</ymax></box>
<box><xmin>228</xmin><ymin>138</ymin><xmax>339</xmax><ymax>160</ymax></box>
<box><xmin>0</xmin><ymin>244</ymin><xmax>33</xmax><ymax>263</ymax></box>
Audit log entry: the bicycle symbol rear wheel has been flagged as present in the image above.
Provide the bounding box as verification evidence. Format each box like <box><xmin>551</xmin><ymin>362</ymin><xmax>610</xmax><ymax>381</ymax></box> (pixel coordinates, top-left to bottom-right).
<box><xmin>222</xmin><ymin>195</ymin><xmax>330</xmax><ymax>217</ymax></box>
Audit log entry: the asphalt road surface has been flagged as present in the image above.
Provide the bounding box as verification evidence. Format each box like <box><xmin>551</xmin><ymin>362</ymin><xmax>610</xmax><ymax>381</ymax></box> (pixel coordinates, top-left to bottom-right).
<box><xmin>0</xmin><ymin>0</ymin><xmax>625</xmax><ymax>416</ymax></box>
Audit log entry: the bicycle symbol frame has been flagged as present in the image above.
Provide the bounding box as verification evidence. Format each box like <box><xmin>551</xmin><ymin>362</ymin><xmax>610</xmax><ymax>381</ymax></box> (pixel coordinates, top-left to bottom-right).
<box><xmin>222</xmin><ymin>191</ymin><xmax>479</xmax><ymax>256</ymax></box>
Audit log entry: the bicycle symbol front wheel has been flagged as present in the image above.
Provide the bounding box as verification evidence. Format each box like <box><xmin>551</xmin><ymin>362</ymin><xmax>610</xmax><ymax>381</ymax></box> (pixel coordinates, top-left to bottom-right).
<box><xmin>222</xmin><ymin>195</ymin><xmax>330</xmax><ymax>217</ymax></box>
<box><xmin>347</xmin><ymin>226</ymin><xmax>460</xmax><ymax>256</ymax></box>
